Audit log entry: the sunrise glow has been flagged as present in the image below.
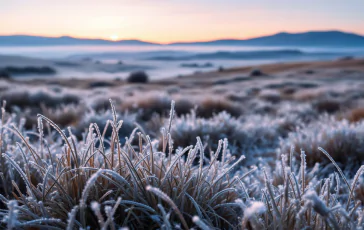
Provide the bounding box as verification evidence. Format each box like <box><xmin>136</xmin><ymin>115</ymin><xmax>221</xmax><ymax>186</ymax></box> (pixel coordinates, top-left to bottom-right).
<box><xmin>109</xmin><ymin>35</ymin><xmax>119</xmax><ymax>41</ymax></box>
<box><xmin>1</xmin><ymin>0</ymin><xmax>363</xmax><ymax>43</ymax></box>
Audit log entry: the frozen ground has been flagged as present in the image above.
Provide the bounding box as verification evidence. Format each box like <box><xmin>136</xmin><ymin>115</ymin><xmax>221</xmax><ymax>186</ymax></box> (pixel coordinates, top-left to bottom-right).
<box><xmin>1</xmin><ymin>58</ymin><xmax>364</xmax><ymax>229</ymax></box>
<box><xmin>2</xmin><ymin>44</ymin><xmax>364</xmax><ymax>79</ymax></box>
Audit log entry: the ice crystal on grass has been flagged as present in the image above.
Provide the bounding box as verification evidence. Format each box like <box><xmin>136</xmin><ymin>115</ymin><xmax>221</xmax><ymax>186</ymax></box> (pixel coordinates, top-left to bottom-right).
<box><xmin>281</xmin><ymin>116</ymin><xmax>364</xmax><ymax>170</ymax></box>
<box><xmin>0</xmin><ymin>100</ymin><xmax>363</xmax><ymax>229</ymax></box>
<box><xmin>0</xmin><ymin>101</ymin><xmax>243</xmax><ymax>229</ymax></box>
<box><xmin>170</xmin><ymin>111</ymin><xmax>298</xmax><ymax>164</ymax></box>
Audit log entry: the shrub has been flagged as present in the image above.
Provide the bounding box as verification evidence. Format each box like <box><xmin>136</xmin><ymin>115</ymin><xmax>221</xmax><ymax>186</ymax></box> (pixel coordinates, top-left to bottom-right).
<box><xmin>226</xmin><ymin>92</ymin><xmax>249</xmax><ymax>102</ymax></box>
<box><xmin>88</xmin><ymin>81</ymin><xmax>114</xmax><ymax>88</ymax></box>
<box><xmin>166</xmin><ymin>86</ymin><xmax>180</xmax><ymax>94</ymax></box>
<box><xmin>248</xmin><ymin>99</ymin><xmax>277</xmax><ymax>115</ymax></box>
<box><xmin>120</xmin><ymin>93</ymin><xmax>195</xmax><ymax>120</ymax></box>
<box><xmin>170</xmin><ymin>111</ymin><xmax>294</xmax><ymax>164</ymax></box>
<box><xmin>258</xmin><ymin>90</ymin><xmax>281</xmax><ymax>103</ymax></box>
<box><xmin>174</xmin><ymin>98</ymin><xmax>194</xmax><ymax>115</ymax></box>
<box><xmin>0</xmin><ymin>66</ymin><xmax>56</xmax><ymax>75</ymax></box>
<box><xmin>196</xmin><ymin>98</ymin><xmax>242</xmax><ymax>118</ymax></box>
<box><xmin>346</xmin><ymin>107</ymin><xmax>364</xmax><ymax>123</ymax></box>
<box><xmin>280</xmin><ymin>117</ymin><xmax>364</xmax><ymax>169</ymax></box>
<box><xmin>127</xmin><ymin>71</ymin><xmax>149</xmax><ymax>83</ymax></box>
<box><xmin>305</xmin><ymin>69</ymin><xmax>315</xmax><ymax>74</ymax></box>
<box><xmin>246</xmin><ymin>87</ymin><xmax>261</xmax><ymax>96</ymax></box>
<box><xmin>121</xmin><ymin>93</ymin><xmax>172</xmax><ymax>120</ymax></box>
<box><xmin>250</xmin><ymin>69</ymin><xmax>264</xmax><ymax>77</ymax></box>
<box><xmin>0</xmin><ymin>70</ymin><xmax>10</xmax><ymax>79</ymax></box>
<box><xmin>276</xmin><ymin>102</ymin><xmax>318</xmax><ymax>123</ymax></box>
<box><xmin>313</xmin><ymin>99</ymin><xmax>341</xmax><ymax>113</ymax></box>
<box><xmin>90</xmin><ymin>96</ymin><xmax>123</xmax><ymax>112</ymax></box>
<box><xmin>280</xmin><ymin>86</ymin><xmax>297</xmax><ymax>95</ymax></box>
<box><xmin>294</xmin><ymin>89</ymin><xmax>323</xmax><ymax>102</ymax></box>
<box><xmin>40</xmin><ymin>104</ymin><xmax>85</xmax><ymax>127</ymax></box>
<box><xmin>1</xmin><ymin>89</ymin><xmax>80</xmax><ymax>112</ymax></box>
<box><xmin>73</xmin><ymin>109</ymin><xmax>136</xmax><ymax>142</ymax></box>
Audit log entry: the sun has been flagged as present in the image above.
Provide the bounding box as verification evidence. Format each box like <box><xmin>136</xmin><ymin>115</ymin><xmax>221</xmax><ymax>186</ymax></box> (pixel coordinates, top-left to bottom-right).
<box><xmin>109</xmin><ymin>35</ymin><xmax>119</xmax><ymax>41</ymax></box>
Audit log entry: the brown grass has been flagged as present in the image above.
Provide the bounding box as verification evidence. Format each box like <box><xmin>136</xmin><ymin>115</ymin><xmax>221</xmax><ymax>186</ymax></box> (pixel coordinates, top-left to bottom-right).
<box><xmin>346</xmin><ymin>107</ymin><xmax>364</xmax><ymax>123</ymax></box>
<box><xmin>196</xmin><ymin>98</ymin><xmax>242</xmax><ymax>118</ymax></box>
<box><xmin>258</xmin><ymin>90</ymin><xmax>281</xmax><ymax>103</ymax></box>
<box><xmin>313</xmin><ymin>99</ymin><xmax>341</xmax><ymax>113</ymax></box>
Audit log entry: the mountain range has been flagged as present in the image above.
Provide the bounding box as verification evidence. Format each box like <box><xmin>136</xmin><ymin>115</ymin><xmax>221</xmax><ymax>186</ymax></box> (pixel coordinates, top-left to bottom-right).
<box><xmin>0</xmin><ymin>35</ymin><xmax>157</xmax><ymax>46</ymax></box>
<box><xmin>1</xmin><ymin>30</ymin><xmax>364</xmax><ymax>47</ymax></box>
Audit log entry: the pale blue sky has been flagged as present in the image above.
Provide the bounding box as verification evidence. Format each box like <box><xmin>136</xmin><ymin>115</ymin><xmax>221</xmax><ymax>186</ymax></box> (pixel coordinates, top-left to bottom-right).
<box><xmin>1</xmin><ymin>0</ymin><xmax>363</xmax><ymax>43</ymax></box>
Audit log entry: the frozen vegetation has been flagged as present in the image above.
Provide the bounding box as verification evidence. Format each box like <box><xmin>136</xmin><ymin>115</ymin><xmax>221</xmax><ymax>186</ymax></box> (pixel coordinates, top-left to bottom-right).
<box><xmin>1</xmin><ymin>58</ymin><xmax>364</xmax><ymax>229</ymax></box>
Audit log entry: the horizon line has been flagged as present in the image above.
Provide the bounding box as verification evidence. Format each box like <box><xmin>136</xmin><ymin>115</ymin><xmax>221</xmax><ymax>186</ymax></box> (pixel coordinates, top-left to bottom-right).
<box><xmin>0</xmin><ymin>29</ymin><xmax>363</xmax><ymax>44</ymax></box>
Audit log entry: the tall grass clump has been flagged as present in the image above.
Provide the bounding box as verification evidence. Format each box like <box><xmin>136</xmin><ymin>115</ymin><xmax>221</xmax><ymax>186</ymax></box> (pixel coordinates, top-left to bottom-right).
<box><xmin>280</xmin><ymin>116</ymin><xmax>364</xmax><ymax>170</ymax></box>
<box><xmin>243</xmin><ymin>150</ymin><xmax>364</xmax><ymax>229</ymax></box>
<box><xmin>170</xmin><ymin>111</ymin><xmax>299</xmax><ymax>165</ymax></box>
<box><xmin>0</xmin><ymin>100</ymin><xmax>245</xmax><ymax>229</ymax></box>
<box><xmin>73</xmin><ymin>109</ymin><xmax>136</xmax><ymax>141</ymax></box>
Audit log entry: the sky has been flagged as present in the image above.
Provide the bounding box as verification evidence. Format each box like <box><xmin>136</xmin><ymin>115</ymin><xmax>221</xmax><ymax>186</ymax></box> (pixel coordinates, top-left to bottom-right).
<box><xmin>1</xmin><ymin>0</ymin><xmax>364</xmax><ymax>43</ymax></box>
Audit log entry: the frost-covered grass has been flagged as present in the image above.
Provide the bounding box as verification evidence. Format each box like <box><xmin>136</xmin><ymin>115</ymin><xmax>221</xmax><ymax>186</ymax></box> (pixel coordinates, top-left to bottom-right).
<box><xmin>1</xmin><ymin>66</ymin><xmax>364</xmax><ymax>229</ymax></box>
<box><xmin>0</xmin><ymin>101</ymin><xmax>244</xmax><ymax>229</ymax></box>
<box><xmin>280</xmin><ymin>116</ymin><xmax>364</xmax><ymax>170</ymax></box>
<box><xmin>0</xmin><ymin>99</ymin><xmax>364</xmax><ymax>229</ymax></box>
<box><xmin>1</xmin><ymin>88</ymin><xmax>80</xmax><ymax>111</ymax></box>
<box><xmin>170</xmin><ymin>111</ymin><xmax>298</xmax><ymax>165</ymax></box>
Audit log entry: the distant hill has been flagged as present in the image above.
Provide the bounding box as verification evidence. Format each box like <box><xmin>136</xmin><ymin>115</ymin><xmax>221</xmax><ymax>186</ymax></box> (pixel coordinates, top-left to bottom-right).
<box><xmin>1</xmin><ymin>31</ymin><xmax>364</xmax><ymax>47</ymax></box>
<box><xmin>170</xmin><ymin>31</ymin><xmax>364</xmax><ymax>47</ymax></box>
<box><xmin>0</xmin><ymin>35</ymin><xmax>157</xmax><ymax>46</ymax></box>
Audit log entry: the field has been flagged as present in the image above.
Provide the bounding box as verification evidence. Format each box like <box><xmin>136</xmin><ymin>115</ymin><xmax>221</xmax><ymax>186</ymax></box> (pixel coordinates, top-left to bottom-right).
<box><xmin>1</xmin><ymin>58</ymin><xmax>364</xmax><ymax>229</ymax></box>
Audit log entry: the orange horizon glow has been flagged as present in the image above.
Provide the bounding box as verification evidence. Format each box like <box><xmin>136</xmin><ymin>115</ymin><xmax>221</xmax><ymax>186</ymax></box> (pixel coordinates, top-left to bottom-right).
<box><xmin>0</xmin><ymin>31</ymin><xmax>284</xmax><ymax>44</ymax></box>
<box><xmin>2</xmin><ymin>28</ymin><xmax>364</xmax><ymax>44</ymax></box>
<box><xmin>1</xmin><ymin>0</ymin><xmax>364</xmax><ymax>44</ymax></box>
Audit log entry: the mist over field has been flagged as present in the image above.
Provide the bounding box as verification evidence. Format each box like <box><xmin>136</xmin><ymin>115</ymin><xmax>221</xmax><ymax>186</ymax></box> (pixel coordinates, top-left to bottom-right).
<box><xmin>1</xmin><ymin>1</ymin><xmax>364</xmax><ymax>229</ymax></box>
